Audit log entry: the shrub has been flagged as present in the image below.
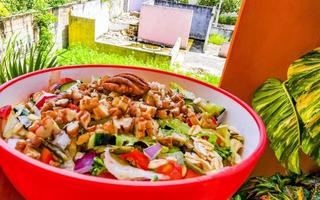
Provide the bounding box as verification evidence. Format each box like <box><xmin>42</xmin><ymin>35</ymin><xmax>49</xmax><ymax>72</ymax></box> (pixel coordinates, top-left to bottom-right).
<box><xmin>208</xmin><ymin>34</ymin><xmax>228</xmax><ymax>45</ymax></box>
<box><xmin>252</xmin><ymin>48</ymin><xmax>320</xmax><ymax>173</ymax></box>
<box><xmin>34</xmin><ymin>11</ymin><xmax>57</xmax><ymax>46</ymax></box>
<box><xmin>2</xmin><ymin>0</ymin><xmax>72</xmax><ymax>14</ymax></box>
<box><xmin>47</xmin><ymin>0</ymin><xmax>68</xmax><ymax>8</ymax></box>
<box><xmin>0</xmin><ymin>35</ymin><xmax>58</xmax><ymax>84</ymax></box>
<box><xmin>0</xmin><ymin>2</ymin><xmax>9</xmax><ymax>17</ymax></box>
<box><xmin>218</xmin><ymin>15</ymin><xmax>227</xmax><ymax>24</ymax></box>
<box><xmin>198</xmin><ymin>0</ymin><xmax>219</xmax><ymax>7</ymax></box>
<box><xmin>198</xmin><ymin>0</ymin><xmax>241</xmax><ymax>14</ymax></box>
<box><xmin>219</xmin><ymin>15</ymin><xmax>237</xmax><ymax>25</ymax></box>
<box><xmin>221</xmin><ymin>0</ymin><xmax>241</xmax><ymax>13</ymax></box>
<box><xmin>178</xmin><ymin>0</ymin><xmax>189</xmax><ymax>4</ymax></box>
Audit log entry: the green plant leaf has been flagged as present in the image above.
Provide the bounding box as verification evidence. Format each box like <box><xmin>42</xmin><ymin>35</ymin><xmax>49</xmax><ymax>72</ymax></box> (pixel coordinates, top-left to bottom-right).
<box><xmin>286</xmin><ymin>48</ymin><xmax>320</xmax><ymax>164</ymax></box>
<box><xmin>232</xmin><ymin>173</ymin><xmax>320</xmax><ymax>200</ymax></box>
<box><xmin>287</xmin><ymin>48</ymin><xmax>320</xmax><ymax>99</ymax></box>
<box><xmin>252</xmin><ymin>78</ymin><xmax>301</xmax><ymax>173</ymax></box>
<box><xmin>0</xmin><ymin>35</ymin><xmax>58</xmax><ymax>84</ymax></box>
<box><xmin>287</xmin><ymin>48</ymin><xmax>320</xmax><ymax>139</ymax></box>
<box><xmin>301</xmin><ymin>131</ymin><xmax>320</xmax><ymax>165</ymax></box>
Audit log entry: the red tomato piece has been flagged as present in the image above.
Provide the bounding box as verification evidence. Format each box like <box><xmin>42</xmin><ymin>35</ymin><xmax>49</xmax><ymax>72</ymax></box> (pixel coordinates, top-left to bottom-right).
<box><xmin>40</xmin><ymin>148</ymin><xmax>54</xmax><ymax>164</ymax></box>
<box><xmin>0</xmin><ymin>105</ymin><xmax>12</xmax><ymax>120</ymax></box>
<box><xmin>59</xmin><ymin>78</ymin><xmax>74</xmax><ymax>85</ymax></box>
<box><xmin>98</xmin><ymin>172</ymin><xmax>117</xmax><ymax>179</ymax></box>
<box><xmin>185</xmin><ymin>169</ymin><xmax>201</xmax><ymax>178</ymax></box>
<box><xmin>120</xmin><ymin>150</ymin><xmax>150</xmax><ymax>170</ymax></box>
<box><xmin>155</xmin><ymin>161</ymin><xmax>183</xmax><ymax>180</ymax></box>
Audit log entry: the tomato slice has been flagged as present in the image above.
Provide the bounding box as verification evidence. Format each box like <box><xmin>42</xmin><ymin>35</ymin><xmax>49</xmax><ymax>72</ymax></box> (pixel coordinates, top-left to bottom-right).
<box><xmin>59</xmin><ymin>78</ymin><xmax>74</xmax><ymax>85</ymax></box>
<box><xmin>0</xmin><ymin>105</ymin><xmax>12</xmax><ymax>120</ymax></box>
<box><xmin>155</xmin><ymin>161</ymin><xmax>183</xmax><ymax>180</ymax></box>
<box><xmin>98</xmin><ymin>172</ymin><xmax>117</xmax><ymax>179</ymax></box>
<box><xmin>40</xmin><ymin>148</ymin><xmax>54</xmax><ymax>164</ymax></box>
<box><xmin>185</xmin><ymin>169</ymin><xmax>201</xmax><ymax>178</ymax></box>
<box><xmin>120</xmin><ymin>150</ymin><xmax>150</xmax><ymax>170</ymax></box>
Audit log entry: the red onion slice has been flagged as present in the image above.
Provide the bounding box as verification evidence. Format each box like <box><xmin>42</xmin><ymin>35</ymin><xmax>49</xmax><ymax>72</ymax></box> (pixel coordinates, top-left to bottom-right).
<box><xmin>74</xmin><ymin>152</ymin><xmax>95</xmax><ymax>174</ymax></box>
<box><xmin>143</xmin><ymin>143</ymin><xmax>162</xmax><ymax>160</ymax></box>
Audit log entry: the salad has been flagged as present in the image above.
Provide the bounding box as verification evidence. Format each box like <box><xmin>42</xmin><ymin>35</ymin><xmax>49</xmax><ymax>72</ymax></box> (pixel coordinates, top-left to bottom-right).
<box><xmin>0</xmin><ymin>73</ymin><xmax>244</xmax><ymax>181</ymax></box>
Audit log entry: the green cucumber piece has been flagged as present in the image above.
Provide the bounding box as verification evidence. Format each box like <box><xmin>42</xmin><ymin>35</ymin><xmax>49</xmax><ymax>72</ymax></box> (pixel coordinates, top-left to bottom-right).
<box><xmin>88</xmin><ymin>133</ymin><xmax>116</xmax><ymax>149</ymax></box>
<box><xmin>59</xmin><ymin>81</ymin><xmax>77</xmax><ymax>92</ymax></box>
<box><xmin>41</xmin><ymin>140</ymin><xmax>68</xmax><ymax>162</ymax></box>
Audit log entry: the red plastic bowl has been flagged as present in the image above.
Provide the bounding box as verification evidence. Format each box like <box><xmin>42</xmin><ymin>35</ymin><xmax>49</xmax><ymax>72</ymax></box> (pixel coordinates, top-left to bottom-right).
<box><xmin>0</xmin><ymin>65</ymin><xmax>266</xmax><ymax>200</ymax></box>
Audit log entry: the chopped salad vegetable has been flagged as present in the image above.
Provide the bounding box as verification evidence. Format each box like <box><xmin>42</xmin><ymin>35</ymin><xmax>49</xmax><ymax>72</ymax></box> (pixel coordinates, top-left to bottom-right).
<box><xmin>0</xmin><ymin>73</ymin><xmax>245</xmax><ymax>181</ymax></box>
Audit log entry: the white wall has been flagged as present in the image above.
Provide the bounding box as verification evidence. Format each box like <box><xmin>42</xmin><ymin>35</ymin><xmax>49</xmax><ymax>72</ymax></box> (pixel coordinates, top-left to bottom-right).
<box><xmin>71</xmin><ymin>0</ymin><xmax>110</xmax><ymax>39</ymax></box>
<box><xmin>0</xmin><ymin>0</ymin><xmax>124</xmax><ymax>49</ymax></box>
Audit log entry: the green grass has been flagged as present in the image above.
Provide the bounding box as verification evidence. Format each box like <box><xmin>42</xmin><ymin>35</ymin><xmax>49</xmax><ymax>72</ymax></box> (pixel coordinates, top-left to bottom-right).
<box><xmin>208</xmin><ymin>34</ymin><xmax>229</xmax><ymax>45</ymax></box>
<box><xmin>58</xmin><ymin>45</ymin><xmax>169</xmax><ymax>70</ymax></box>
<box><xmin>58</xmin><ymin>45</ymin><xmax>220</xmax><ymax>86</ymax></box>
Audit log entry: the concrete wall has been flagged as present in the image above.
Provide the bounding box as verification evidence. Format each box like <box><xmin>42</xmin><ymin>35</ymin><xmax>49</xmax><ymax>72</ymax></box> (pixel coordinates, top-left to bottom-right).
<box><xmin>109</xmin><ymin>0</ymin><xmax>125</xmax><ymax>18</ymax></box>
<box><xmin>68</xmin><ymin>15</ymin><xmax>171</xmax><ymax>65</ymax></box>
<box><xmin>129</xmin><ymin>0</ymin><xmax>150</xmax><ymax>11</ymax></box>
<box><xmin>138</xmin><ymin>4</ymin><xmax>193</xmax><ymax>49</ymax></box>
<box><xmin>155</xmin><ymin>0</ymin><xmax>214</xmax><ymax>40</ymax></box>
<box><xmin>72</xmin><ymin>1</ymin><xmax>110</xmax><ymax>40</ymax></box>
<box><xmin>211</xmin><ymin>26</ymin><xmax>234</xmax><ymax>40</ymax></box>
<box><xmin>0</xmin><ymin>0</ymin><xmax>122</xmax><ymax>49</ymax></box>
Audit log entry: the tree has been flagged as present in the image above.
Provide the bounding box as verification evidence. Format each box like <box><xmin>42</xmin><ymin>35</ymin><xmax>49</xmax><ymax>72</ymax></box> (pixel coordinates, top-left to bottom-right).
<box><xmin>198</xmin><ymin>0</ymin><xmax>241</xmax><ymax>14</ymax></box>
<box><xmin>221</xmin><ymin>0</ymin><xmax>241</xmax><ymax>13</ymax></box>
<box><xmin>198</xmin><ymin>0</ymin><xmax>219</xmax><ymax>7</ymax></box>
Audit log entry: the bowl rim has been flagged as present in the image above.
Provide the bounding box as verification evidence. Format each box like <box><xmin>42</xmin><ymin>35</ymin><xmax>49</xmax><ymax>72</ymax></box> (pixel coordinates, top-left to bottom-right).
<box><xmin>0</xmin><ymin>64</ymin><xmax>267</xmax><ymax>187</ymax></box>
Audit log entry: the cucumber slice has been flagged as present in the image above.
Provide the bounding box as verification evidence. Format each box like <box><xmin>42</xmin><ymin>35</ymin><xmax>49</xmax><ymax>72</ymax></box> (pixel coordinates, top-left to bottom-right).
<box><xmin>88</xmin><ymin>133</ymin><xmax>116</xmax><ymax>149</ymax></box>
<box><xmin>59</xmin><ymin>81</ymin><xmax>78</xmax><ymax>92</ymax></box>
<box><xmin>198</xmin><ymin>102</ymin><xmax>225</xmax><ymax>117</ymax></box>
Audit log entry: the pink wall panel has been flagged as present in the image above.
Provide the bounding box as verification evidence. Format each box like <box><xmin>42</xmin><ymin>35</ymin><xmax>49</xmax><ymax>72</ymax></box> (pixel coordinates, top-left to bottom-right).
<box><xmin>138</xmin><ymin>5</ymin><xmax>193</xmax><ymax>49</ymax></box>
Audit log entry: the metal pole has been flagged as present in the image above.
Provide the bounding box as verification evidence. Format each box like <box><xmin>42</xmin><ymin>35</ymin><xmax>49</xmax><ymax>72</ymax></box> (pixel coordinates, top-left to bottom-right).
<box><xmin>214</xmin><ymin>0</ymin><xmax>223</xmax><ymax>27</ymax></box>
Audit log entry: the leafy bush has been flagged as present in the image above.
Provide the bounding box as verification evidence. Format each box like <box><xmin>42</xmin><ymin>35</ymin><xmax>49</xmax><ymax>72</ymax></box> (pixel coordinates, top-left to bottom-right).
<box><xmin>58</xmin><ymin>45</ymin><xmax>220</xmax><ymax>86</ymax></box>
<box><xmin>198</xmin><ymin>0</ymin><xmax>219</xmax><ymax>7</ymax></box>
<box><xmin>218</xmin><ymin>15</ymin><xmax>237</xmax><ymax>25</ymax></box>
<box><xmin>1</xmin><ymin>0</ymin><xmax>64</xmax><ymax>46</ymax></box>
<box><xmin>221</xmin><ymin>0</ymin><xmax>241</xmax><ymax>13</ymax></box>
<box><xmin>0</xmin><ymin>36</ymin><xmax>58</xmax><ymax>84</ymax></box>
<box><xmin>35</xmin><ymin>12</ymin><xmax>57</xmax><ymax>46</ymax></box>
<box><xmin>0</xmin><ymin>2</ymin><xmax>9</xmax><ymax>17</ymax></box>
<box><xmin>252</xmin><ymin>48</ymin><xmax>320</xmax><ymax>173</ymax></box>
<box><xmin>177</xmin><ymin>0</ymin><xmax>189</xmax><ymax>4</ymax></box>
<box><xmin>2</xmin><ymin>0</ymin><xmax>32</xmax><ymax>13</ymax></box>
<box><xmin>47</xmin><ymin>0</ymin><xmax>68</xmax><ymax>7</ymax></box>
<box><xmin>208</xmin><ymin>34</ymin><xmax>228</xmax><ymax>45</ymax></box>
<box><xmin>233</xmin><ymin>173</ymin><xmax>320</xmax><ymax>200</ymax></box>
<box><xmin>198</xmin><ymin>0</ymin><xmax>241</xmax><ymax>14</ymax></box>
<box><xmin>2</xmin><ymin>0</ymin><xmax>71</xmax><ymax>14</ymax></box>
